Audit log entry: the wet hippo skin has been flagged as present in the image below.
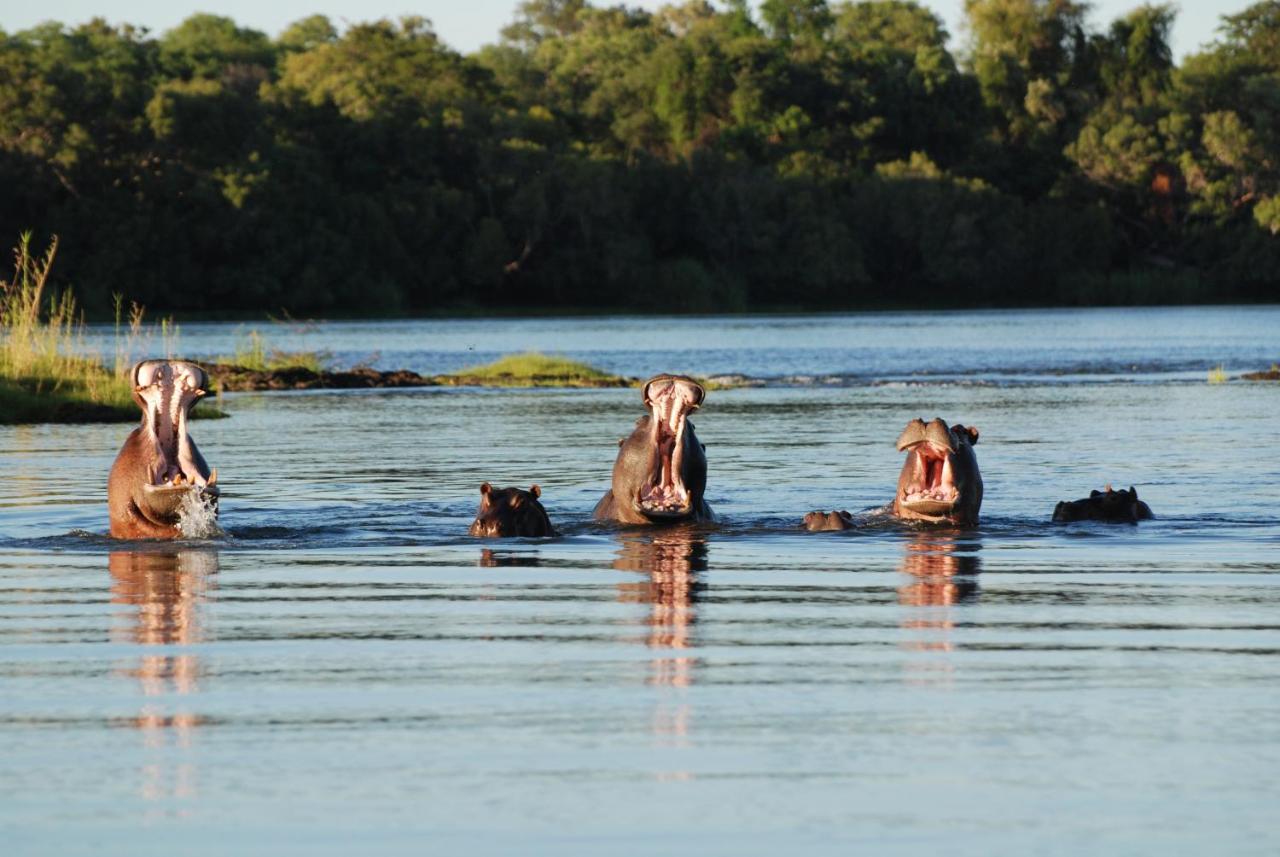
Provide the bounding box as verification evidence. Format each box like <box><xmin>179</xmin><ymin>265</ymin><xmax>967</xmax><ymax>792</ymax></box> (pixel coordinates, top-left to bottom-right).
<box><xmin>892</xmin><ymin>418</ymin><xmax>982</xmax><ymax>525</ymax></box>
<box><xmin>468</xmin><ymin>483</ymin><xmax>557</xmax><ymax>537</ymax></box>
<box><xmin>803</xmin><ymin>417</ymin><xmax>983</xmax><ymax>530</ymax></box>
<box><xmin>593</xmin><ymin>374</ymin><xmax>713</xmax><ymax>524</ymax></box>
<box><xmin>803</xmin><ymin>510</ymin><xmax>854</xmax><ymax>531</ymax></box>
<box><xmin>1053</xmin><ymin>485</ymin><xmax>1153</xmax><ymax>523</ymax></box>
<box><xmin>108</xmin><ymin>360</ymin><xmax>219</xmax><ymax>539</ymax></box>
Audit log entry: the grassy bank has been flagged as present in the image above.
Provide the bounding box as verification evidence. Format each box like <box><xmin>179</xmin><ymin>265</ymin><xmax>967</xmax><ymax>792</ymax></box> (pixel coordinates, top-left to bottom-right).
<box><xmin>443</xmin><ymin>353</ymin><xmax>631</xmax><ymax>387</ymax></box>
<box><xmin>205</xmin><ymin>351</ymin><xmax>757</xmax><ymax>392</ymax></box>
<box><xmin>0</xmin><ymin>233</ymin><xmax>225</xmax><ymax>425</ymax></box>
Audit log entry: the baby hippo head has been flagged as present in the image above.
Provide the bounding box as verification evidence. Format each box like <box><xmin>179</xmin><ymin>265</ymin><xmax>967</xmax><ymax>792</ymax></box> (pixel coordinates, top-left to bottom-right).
<box><xmin>468</xmin><ymin>483</ymin><xmax>557</xmax><ymax>537</ymax></box>
<box><xmin>803</xmin><ymin>510</ymin><xmax>854</xmax><ymax>531</ymax></box>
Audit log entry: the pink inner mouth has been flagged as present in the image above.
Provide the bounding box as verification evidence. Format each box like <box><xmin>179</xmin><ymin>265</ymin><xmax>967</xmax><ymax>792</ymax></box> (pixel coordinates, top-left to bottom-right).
<box><xmin>901</xmin><ymin>442</ymin><xmax>960</xmax><ymax>506</ymax></box>
<box><xmin>638</xmin><ymin>379</ymin><xmax>700</xmax><ymax>514</ymax></box>
<box><xmin>136</xmin><ymin>362</ymin><xmax>209</xmax><ymax>488</ymax></box>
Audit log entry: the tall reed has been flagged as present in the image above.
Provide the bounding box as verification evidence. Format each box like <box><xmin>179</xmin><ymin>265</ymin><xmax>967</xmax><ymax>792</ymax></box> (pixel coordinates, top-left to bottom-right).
<box><xmin>2</xmin><ymin>233</ymin><xmax>135</xmax><ymax>418</ymax></box>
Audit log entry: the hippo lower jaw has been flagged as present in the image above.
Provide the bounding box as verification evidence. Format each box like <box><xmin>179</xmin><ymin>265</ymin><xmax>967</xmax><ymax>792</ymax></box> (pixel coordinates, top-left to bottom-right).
<box><xmin>635</xmin><ymin>378</ymin><xmax>698</xmax><ymax>519</ymax></box>
<box><xmin>898</xmin><ymin>441</ymin><xmax>961</xmax><ymax>520</ymax></box>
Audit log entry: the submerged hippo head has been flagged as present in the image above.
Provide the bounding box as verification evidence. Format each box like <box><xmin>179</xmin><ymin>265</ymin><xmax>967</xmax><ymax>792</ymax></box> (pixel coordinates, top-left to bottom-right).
<box><xmin>893</xmin><ymin>418</ymin><xmax>982</xmax><ymax>525</ymax></box>
<box><xmin>468</xmin><ymin>483</ymin><xmax>556</xmax><ymax>537</ymax></box>
<box><xmin>107</xmin><ymin>360</ymin><xmax>219</xmax><ymax>539</ymax></box>
<box><xmin>1053</xmin><ymin>485</ymin><xmax>1153</xmax><ymax>523</ymax></box>
<box><xmin>593</xmin><ymin>374</ymin><xmax>713</xmax><ymax>524</ymax></box>
<box><xmin>803</xmin><ymin>510</ymin><xmax>854</xmax><ymax>531</ymax></box>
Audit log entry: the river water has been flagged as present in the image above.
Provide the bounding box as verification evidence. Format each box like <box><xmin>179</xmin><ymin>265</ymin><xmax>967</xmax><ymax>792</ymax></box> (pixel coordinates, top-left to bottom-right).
<box><xmin>2</xmin><ymin>307</ymin><xmax>1279</xmax><ymax>854</ymax></box>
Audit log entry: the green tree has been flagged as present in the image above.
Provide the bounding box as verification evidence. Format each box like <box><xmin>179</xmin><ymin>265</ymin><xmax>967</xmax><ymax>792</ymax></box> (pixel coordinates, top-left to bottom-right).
<box><xmin>159</xmin><ymin>14</ymin><xmax>275</xmax><ymax>81</ymax></box>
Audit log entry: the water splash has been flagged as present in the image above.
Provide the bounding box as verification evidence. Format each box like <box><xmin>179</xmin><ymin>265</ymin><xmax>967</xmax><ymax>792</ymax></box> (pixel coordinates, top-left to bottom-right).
<box><xmin>178</xmin><ymin>490</ymin><xmax>224</xmax><ymax>539</ymax></box>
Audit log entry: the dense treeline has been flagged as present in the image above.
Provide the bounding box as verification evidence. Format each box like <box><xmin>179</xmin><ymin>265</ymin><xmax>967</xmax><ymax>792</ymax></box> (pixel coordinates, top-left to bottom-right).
<box><xmin>1</xmin><ymin>0</ymin><xmax>1278</xmax><ymax>315</ymax></box>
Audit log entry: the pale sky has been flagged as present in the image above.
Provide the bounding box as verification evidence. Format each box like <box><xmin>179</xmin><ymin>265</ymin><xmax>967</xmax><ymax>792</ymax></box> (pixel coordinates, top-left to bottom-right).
<box><xmin>0</xmin><ymin>1</ymin><xmax>1256</xmax><ymax>60</ymax></box>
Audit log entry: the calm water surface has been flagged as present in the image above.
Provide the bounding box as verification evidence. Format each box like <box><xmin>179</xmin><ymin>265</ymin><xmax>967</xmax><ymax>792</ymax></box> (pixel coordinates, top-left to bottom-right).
<box><xmin>3</xmin><ymin>307</ymin><xmax>1279</xmax><ymax>854</ymax></box>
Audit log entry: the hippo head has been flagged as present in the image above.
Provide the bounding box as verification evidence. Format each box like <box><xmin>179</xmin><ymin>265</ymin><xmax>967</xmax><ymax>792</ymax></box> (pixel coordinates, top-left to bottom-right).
<box><xmin>893</xmin><ymin>418</ymin><xmax>982</xmax><ymax>525</ymax></box>
<box><xmin>1052</xmin><ymin>485</ymin><xmax>1153</xmax><ymax>523</ymax></box>
<box><xmin>593</xmin><ymin>374</ymin><xmax>713</xmax><ymax>525</ymax></box>
<box><xmin>468</xmin><ymin>483</ymin><xmax>556</xmax><ymax>537</ymax></box>
<box><xmin>134</xmin><ymin>359</ymin><xmax>217</xmax><ymax>498</ymax></box>
<box><xmin>633</xmin><ymin>374</ymin><xmax>707</xmax><ymax>520</ymax></box>
<box><xmin>803</xmin><ymin>510</ymin><xmax>854</xmax><ymax>531</ymax></box>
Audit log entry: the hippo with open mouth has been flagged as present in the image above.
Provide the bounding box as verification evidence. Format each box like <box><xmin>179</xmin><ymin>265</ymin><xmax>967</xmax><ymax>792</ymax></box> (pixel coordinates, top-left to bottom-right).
<box><xmin>107</xmin><ymin>360</ymin><xmax>219</xmax><ymax>539</ymax></box>
<box><xmin>803</xmin><ymin>417</ymin><xmax>982</xmax><ymax>530</ymax></box>
<box><xmin>893</xmin><ymin>418</ymin><xmax>982</xmax><ymax>525</ymax></box>
<box><xmin>593</xmin><ymin>374</ymin><xmax>713</xmax><ymax>524</ymax></box>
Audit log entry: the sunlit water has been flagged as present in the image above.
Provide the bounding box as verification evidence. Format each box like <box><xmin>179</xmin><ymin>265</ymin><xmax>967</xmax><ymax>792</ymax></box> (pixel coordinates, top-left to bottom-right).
<box><xmin>3</xmin><ymin>307</ymin><xmax>1279</xmax><ymax>854</ymax></box>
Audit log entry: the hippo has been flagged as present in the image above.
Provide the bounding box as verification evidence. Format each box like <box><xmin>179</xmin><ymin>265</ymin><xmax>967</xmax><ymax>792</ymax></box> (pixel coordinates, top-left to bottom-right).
<box><xmin>593</xmin><ymin>374</ymin><xmax>713</xmax><ymax>524</ymax></box>
<box><xmin>802</xmin><ymin>510</ymin><xmax>854</xmax><ymax>531</ymax></box>
<box><xmin>803</xmin><ymin>417</ymin><xmax>982</xmax><ymax>530</ymax></box>
<box><xmin>468</xmin><ymin>483</ymin><xmax>556</xmax><ymax>537</ymax></box>
<box><xmin>1052</xmin><ymin>485</ymin><xmax>1153</xmax><ymax>523</ymax></box>
<box><xmin>108</xmin><ymin>360</ymin><xmax>219</xmax><ymax>539</ymax></box>
<box><xmin>893</xmin><ymin>418</ymin><xmax>982</xmax><ymax>525</ymax></box>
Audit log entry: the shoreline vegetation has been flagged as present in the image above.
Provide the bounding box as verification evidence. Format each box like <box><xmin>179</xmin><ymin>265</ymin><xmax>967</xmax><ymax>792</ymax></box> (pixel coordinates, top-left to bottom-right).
<box><xmin>0</xmin><ymin>233</ymin><xmax>229</xmax><ymax>425</ymax></box>
<box><xmin>1</xmin><ymin>3</ymin><xmax>1278</xmax><ymax>317</ymax></box>
<box><xmin>4</xmin><ymin>221</ymin><xmax>1278</xmax><ymax>424</ymax></box>
<box><xmin>206</xmin><ymin>352</ymin><xmax>634</xmax><ymax>392</ymax></box>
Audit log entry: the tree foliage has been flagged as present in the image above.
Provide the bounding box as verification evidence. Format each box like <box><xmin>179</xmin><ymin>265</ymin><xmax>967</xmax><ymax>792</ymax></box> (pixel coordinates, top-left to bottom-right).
<box><xmin>0</xmin><ymin>2</ymin><xmax>1276</xmax><ymax>315</ymax></box>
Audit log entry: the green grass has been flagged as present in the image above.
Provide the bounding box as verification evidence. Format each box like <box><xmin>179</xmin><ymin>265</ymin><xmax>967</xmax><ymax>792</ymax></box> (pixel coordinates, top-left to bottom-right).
<box><xmin>218</xmin><ymin>328</ymin><xmax>329</xmax><ymax>372</ymax></box>
<box><xmin>0</xmin><ymin>232</ymin><xmax>224</xmax><ymax>424</ymax></box>
<box><xmin>446</xmin><ymin>352</ymin><xmax>630</xmax><ymax>387</ymax></box>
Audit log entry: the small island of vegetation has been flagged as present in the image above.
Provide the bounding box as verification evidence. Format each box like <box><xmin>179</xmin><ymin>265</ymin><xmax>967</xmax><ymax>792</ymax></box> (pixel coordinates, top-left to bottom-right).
<box><xmin>205</xmin><ymin>351</ymin><xmax>633</xmax><ymax>391</ymax></box>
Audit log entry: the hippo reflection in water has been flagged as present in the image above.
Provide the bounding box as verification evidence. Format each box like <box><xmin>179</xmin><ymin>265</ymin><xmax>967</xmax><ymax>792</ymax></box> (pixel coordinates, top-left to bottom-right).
<box><xmin>468</xmin><ymin>483</ymin><xmax>557</xmax><ymax>537</ymax></box>
<box><xmin>108</xmin><ymin>360</ymin><xmax>219</xmax><ymax>539</ymax></box>
<box><xmin>1053</xmin><ymin>485</ymin><xmax>1153</xmax><ymax>523</ymax></box>
<box><xmin>805</xmin><ymin>417</ymin><xmax>983</xmax><ymax>530</ymax></box>
<box><xmin>594</xmin><ymin>374</ymin><xmax>713</xmax><ymax>524</ymax></box>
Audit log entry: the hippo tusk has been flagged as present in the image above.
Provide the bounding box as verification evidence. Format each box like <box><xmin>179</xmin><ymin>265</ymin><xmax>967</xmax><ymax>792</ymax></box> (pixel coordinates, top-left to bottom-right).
<box><xmin>207</xmin><ymin>468</ymin><xmax>217</xmax><ymax>487</ymax></box>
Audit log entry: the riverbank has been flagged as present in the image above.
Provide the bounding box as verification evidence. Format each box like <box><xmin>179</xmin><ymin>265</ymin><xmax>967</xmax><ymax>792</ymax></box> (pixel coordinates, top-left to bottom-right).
<box><xmin>1241</xmin><ymin>365</ymin><xmax>1280</xmax><ymax>381</ymax></box>
<box><xmin>206</xmin><ymin>353</ymin><xmax>634</xmax><ymax>392</ymax></box>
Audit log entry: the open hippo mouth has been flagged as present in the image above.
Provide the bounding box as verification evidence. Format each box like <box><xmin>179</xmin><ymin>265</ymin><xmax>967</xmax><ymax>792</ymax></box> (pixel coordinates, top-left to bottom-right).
<box><xmin>637</xmin><ymin>375</ymin><xmax>704</xmax><ymax>519</ymax></box>
<box><xmin>897</xmin><ymin>418</ymin><xmax>960</xmax><ymax>518</ymax></box>
<box><xmin>134</xmin><ymin>360</ymin><xmax>217</xmax><ymax>509</ymax></box>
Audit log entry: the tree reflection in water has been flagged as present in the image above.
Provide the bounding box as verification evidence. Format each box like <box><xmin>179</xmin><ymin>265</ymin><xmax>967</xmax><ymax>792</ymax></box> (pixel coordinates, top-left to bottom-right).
<box><xmin>109</xmin><ymin>550</ymin><xmax>217</xmax><ymax>807</ymax></box>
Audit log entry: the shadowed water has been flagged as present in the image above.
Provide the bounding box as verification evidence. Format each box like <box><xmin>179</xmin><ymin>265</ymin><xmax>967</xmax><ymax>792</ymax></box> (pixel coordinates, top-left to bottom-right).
<box><xmin>3</xmin><ymin>307</ymin><xmax>1279</xmax><ymax>855</ymax></box>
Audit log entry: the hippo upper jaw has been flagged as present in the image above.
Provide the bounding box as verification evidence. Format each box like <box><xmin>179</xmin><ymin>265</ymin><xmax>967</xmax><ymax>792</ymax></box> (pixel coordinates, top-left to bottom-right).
<box><xmin>134</xmin><ymin>360</ymin><xmax>218</xmax><ymax>500</ymax></box>
<box><xmin>634</xmin><ymin>376</ymin><xmax>703</xmax><ymax>520</ymax></box>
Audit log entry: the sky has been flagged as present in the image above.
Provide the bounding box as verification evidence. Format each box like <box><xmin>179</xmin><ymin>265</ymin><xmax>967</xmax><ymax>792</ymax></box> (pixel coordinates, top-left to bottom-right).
<box><xmin>0</xmin><ymin>1</ymin><xmax>1257</xmax><ymax>60</ymax></box>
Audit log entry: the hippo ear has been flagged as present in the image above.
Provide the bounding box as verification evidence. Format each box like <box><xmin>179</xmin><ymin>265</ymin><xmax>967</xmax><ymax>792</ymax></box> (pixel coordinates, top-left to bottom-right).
<box><xmin>480</xmin><ymin>482</ymin><xmax>492</xmax><ymax>496</ymax></box>
<box><xmin>959</xmin><ymin>425</ymin><xmax>979</xmax><ymax>445</ymax></box>
<box><xmin>1129</xmin><ymin>486</ymin><xmax>1137</xmax><ymax>499</ymax></box>
<box><xmin>530</xmin><ymin>484</ymin><xmax>541</xmax><ymax>499</ymax></box>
